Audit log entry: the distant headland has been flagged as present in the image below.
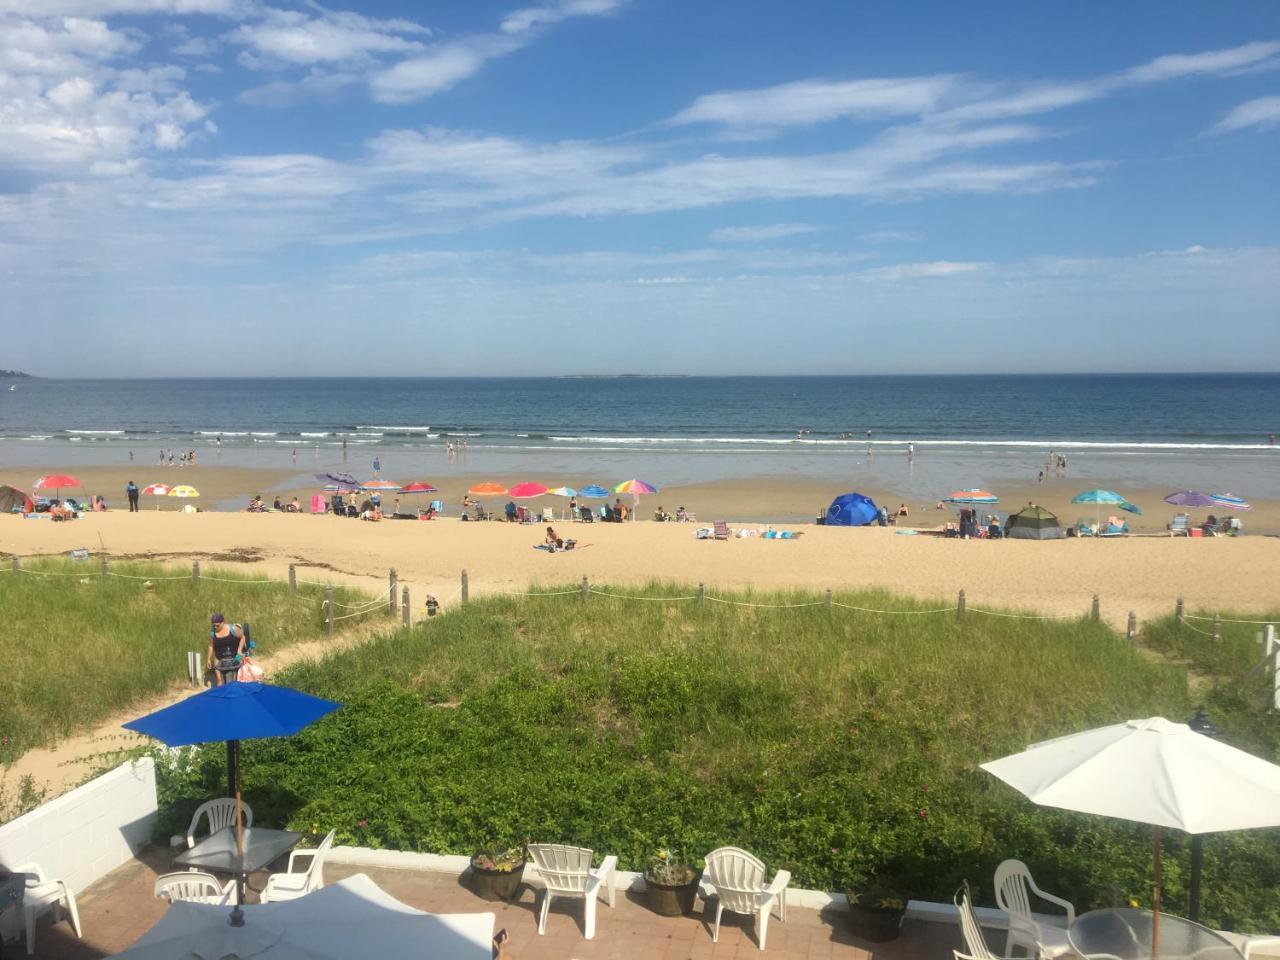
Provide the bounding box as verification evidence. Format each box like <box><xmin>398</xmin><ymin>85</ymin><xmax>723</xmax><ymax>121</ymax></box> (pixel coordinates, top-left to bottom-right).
<box><xmin>556</xmin><ymin>374</ymin><xmax>688</xmax><ymax>379</ymax></box>
<box><xmin>0</xmin><ymin>369</ymin><xmax>33</xmax><ymax>378</ymax></box>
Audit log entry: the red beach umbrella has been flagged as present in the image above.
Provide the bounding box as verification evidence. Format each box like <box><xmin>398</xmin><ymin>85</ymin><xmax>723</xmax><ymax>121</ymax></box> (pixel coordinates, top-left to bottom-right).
<box><xmin>399</xmin><ymin>481</ymin><xmax>438</xmax><ymax>493</ymax></box>
<box><xmin>141</xmin><ymin>483</ymin><xmax>171</xmax><ymax>496</ymax></box>
<box><xmin>508</xmin><ymin>482</ymin><xmax>548</xmax><ymax>499</ymax></box>
<box><xmin>35</xmin><ymin>474</ymin><xmax>81</xmax><ymax>498</ymax></box>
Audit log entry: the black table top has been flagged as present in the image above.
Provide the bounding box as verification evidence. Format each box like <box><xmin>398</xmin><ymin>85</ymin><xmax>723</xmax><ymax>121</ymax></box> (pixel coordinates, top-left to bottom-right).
<box><xmin>173</xmin><ymin>826</ymin><xmax>303</xmax><ymax>875</ymax></box>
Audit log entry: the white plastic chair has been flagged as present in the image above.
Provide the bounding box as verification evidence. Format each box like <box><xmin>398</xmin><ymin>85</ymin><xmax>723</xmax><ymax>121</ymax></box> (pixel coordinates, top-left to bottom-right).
<box><xmin>154</xmin><ymin>871</ymin><xmax>237</xmax><ymax>905</ymax></box>
<box><xmin>955</xmin><ymin>882</ymin><xmax>1027</xmax><ymax>960</ymax></box>
<box><xmin>994</xmin><ymin>859</ymin><xmax>1075</xmax><ymax>958</ymax></box>
<box><xmin>14</xmin><ymin>861</ymin><xmax>81</xmax><ymax>956</ymax></box>
<box><xmin>527</xmin><ymin>843</ymin><xmax>617</xmax><ymax>940</ymax></box>
<box><xmin>260</xmin><ymin>829</ymin><xmax>335</xmax><ymax>903</ymax></box>
<box><xmin>1219</xmin><ymin>931</ymin><xmax>1280</xmax><ymax>958</ymax></box>
<box><xmin>542</xmin><ymin>506</ymin><xmax>555</xmax><ymax>522</ymax></box>
<box><xmin>186</xmin><ymin>798</ymin><xmax>253</xmax><ymax>848</ymax></box>
<box><xmin>703</xmin><ymin>846</ymin><xmax>790</xmax><ymax>951</ymax></box>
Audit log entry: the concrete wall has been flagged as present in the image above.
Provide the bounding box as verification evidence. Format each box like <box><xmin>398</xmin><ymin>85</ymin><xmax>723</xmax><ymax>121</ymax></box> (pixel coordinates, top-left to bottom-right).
<box><xmin>0</xmin><ymin>757</ymin><xmax>156</xmax><ymax>896</ymax></box>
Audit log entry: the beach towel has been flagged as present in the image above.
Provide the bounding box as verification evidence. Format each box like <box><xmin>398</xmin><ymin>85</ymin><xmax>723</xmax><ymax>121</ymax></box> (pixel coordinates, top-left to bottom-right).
<box><xmin>310</xmin><ymin>494</ymin><xmax>326</xmax><ymax>514</ymax></box>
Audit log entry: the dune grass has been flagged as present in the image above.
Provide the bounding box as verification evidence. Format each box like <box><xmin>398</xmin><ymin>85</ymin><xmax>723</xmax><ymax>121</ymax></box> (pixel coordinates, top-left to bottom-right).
<box><xmin>151</xmin><ymin>583</ymin><xmax>1280</xmax><ymax>928</ymax></box>
<box><xmin>0</xmin><ymin>558</ymin><xmax>375</xmax><ymax>762</ymax></box>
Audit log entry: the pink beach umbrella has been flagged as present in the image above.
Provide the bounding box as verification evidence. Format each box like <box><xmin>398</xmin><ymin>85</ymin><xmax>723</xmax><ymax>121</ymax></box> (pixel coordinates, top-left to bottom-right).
<box><xmin>508</xmin><ymin>482</ymin><xmax>548</xmax><ymax>499</ymax></box>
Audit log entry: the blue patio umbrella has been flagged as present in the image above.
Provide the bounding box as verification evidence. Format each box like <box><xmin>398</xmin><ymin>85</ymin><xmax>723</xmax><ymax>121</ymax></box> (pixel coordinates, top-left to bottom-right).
<box><xmin>825</xmin><ymin>492</ymin><xmax>878</xmax><ymax>526</ymax></box>
<box><xmin>1072</xmin><ymin>489</ymin><xmax>1135</xmax><ymax>525</ymax></box>
<box><xmin>578</xmin><ymin>484</ymin><xmax>609</xmax><ymax>498</ymax></box>
<box><xmin>125</xmin><ymin>683</ymin><xmax>341</xmax><ymax>902</ymax></box>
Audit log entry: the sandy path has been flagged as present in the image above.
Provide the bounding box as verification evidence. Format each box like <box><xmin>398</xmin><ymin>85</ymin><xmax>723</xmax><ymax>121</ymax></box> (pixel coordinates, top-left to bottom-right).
<box><xmin>1</xmin><ymin>618</ymin><xmax>387</xmax><ymax>805</ymax></box>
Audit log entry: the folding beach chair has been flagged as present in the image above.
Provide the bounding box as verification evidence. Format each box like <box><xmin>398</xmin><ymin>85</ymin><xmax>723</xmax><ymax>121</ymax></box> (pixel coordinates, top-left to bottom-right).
<box><xmin>713</xmin><ymin>521</ymin><xmax>731</xmax><ymax>540</ymax></box>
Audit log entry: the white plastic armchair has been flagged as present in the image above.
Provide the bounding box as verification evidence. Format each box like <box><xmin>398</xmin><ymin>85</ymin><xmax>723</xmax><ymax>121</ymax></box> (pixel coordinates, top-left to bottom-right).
<box><xmin>260</xmin><ymin>829</ymin><xmax>335</xmax><ymax>903</ymax></box>
<box><xmin>955</xmin><ymin>882</ymin><xmax>1028</xmax><ymax>960</ymax></box>
<box><xmin>994</xmin><ymin>859</ymin><xmax>1075</xmax><ymax>958</ymax></box>
<box><xmin>527</xmin><ymin>843</ymin><xmax>617</xmax><ymax>940</ymax></box>
<box><xmin>14</xmin><ymin>861</ymin><xmax>82</xmax><ymax>956</ymax></box>
<box><xmin>186</xmin><ymin>798</ymin><xmax>253</xmax><ymax>848</ymax></box>
<box><xmin>154</xmin><ymin>872</ymin><xmax>237</xmax><ymax>905</ymax></box>
<box><xmin>703</xmin><ymin>846</ymin><xmax>790</xmax><ymax>951</ymax></box>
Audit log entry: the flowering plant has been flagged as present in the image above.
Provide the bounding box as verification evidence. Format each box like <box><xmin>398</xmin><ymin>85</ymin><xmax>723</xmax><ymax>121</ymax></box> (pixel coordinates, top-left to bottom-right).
<box><xmin>471</xmin><ymin>846</ymin><xmax>525</xmax><ymax>873</ymax></box>
<box><xmin>645</xmin><ymin>848</ymin><xmax>698</xmax><ymax>886</ymax></box>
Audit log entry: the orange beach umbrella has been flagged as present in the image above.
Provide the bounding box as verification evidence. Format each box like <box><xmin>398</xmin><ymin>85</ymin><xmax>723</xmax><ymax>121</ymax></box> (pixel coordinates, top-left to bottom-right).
<box><xmin>467</xmin><ymin>482</ymin><xmax>508</xmax><ymax>497</ymax></box>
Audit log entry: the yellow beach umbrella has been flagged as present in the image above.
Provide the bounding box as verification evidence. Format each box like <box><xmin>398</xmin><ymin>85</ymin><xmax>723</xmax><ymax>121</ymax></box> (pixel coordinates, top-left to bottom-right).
<box><xmin>168</xmin><ymin>485</ymin><xmax>200</xmax><ymax>498</ymax></box>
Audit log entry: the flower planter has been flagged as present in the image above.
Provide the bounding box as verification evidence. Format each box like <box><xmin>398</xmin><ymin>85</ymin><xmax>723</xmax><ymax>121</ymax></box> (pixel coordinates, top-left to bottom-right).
<box><xmin>644</xmin><ymin>871</ymin><xmax>702</xmax><ymax>916</ymax></box>
<box><xmin>470</xmin><ymin>860</ymin><xmax>526</xmax><ymax>902</ymax></box>
<box><xmin>846</xmin><ymin>900</ymin><xmax>906</xmax><ymax>942</ymax></box>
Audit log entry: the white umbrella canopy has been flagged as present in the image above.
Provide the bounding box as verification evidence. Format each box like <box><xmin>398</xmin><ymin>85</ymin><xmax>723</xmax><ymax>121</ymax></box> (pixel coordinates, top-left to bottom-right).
<box><xmin>112</xmin><ymin>874</ymin><xmax>495</xmax><ymax>960</ymax></box>
<box><xmin>980</xmin><ymin>717</ymin><xmax>1280</xmax><ymax>834</ymax></box>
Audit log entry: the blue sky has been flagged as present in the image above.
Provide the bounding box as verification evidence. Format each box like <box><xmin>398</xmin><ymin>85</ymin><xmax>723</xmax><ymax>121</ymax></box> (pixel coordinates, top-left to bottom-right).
<box><xmin>1</xmin><ymin>0</ymin><xmax>1278</xmax><ymax>376</ymax></box>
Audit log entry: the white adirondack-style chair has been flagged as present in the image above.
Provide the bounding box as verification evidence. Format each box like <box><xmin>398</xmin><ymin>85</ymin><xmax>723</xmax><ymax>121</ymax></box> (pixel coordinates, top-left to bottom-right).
<box><xmin>260</xmin><ymin>829</ymin><xmax>335</xmax><ymax>903</ymax></box>
<box><xmin>154</xmin><ymin>871</ymin><xmax>237</xmax><ymax>905</ymax></box>
<box><xmin>527</xmin><ymin>843</ymin><xmax>617</xmax><ymax>940</ymax></box>
<box><xmin>702</xmin><ymin>846</ymin><xmax>790</xmax><ymax>951</ymax></box>
<box><xmin>993</xmin><ymin>860</ymin><xmax>1075</xmax><ymax>958</ymax></box>
<box><xmin>955</xmin><ymin>882</ymin><xmax>1028</xmax><ymax>960</ymax></box>
<box><xmin>186</xmin><ymin>798</ymin><xmax>253</xmax><ymax>847</ymax></box>
<box><xmin>14</xmin><ymin>861</ymin><xmax>82</xmax><ymax>956</ymax></box>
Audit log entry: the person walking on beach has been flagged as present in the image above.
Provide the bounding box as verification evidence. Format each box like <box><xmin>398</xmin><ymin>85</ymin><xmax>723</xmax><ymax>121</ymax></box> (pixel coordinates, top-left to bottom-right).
<box><xmin>1038</xmin><ymin>469</ymin><xmax>1045</xmax><ymax>485</ymax></box>
<box><xmin>292</xmin><ymin>448</ymin><xmax>297</xmax><ymax>464</ymax></box>
<box><xmin>373</xmin><ymin>456</ymin><xmax>381</xmax><ymax>477</ymax></box>
<box><xmin>341</xmin><ymin>437</ymin><xmax>348</xmax><ymax>461</ymax></box>
<box><xmin>128</xmin><ymin>449</ymin><xmax>134</xmax><ymax>462</ymax></box>
<box><xmin>907</xmin><ymin>441</ymin><xmax>915</xmax><ymax>462</ymax></box>
<box><xmin>126</xmin><ymin>480</ymin><xmax>139</xmax><ymax>512</ymax></box>
<box><xmin>206</xmin><ymin>613</ymin><xmax>246</xmax><ymax>687</ymax></box>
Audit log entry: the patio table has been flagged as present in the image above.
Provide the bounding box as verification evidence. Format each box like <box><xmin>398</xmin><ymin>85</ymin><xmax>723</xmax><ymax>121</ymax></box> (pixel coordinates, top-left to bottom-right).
<box><xmin>174</xmin><ymin>826</ymin><xmax>303</xmax><ymax>877</ymax></box>
<box><xmin>1069</xmin><ymin>908</ymin><xmax>1243</xmax><ymax>960</ymax></box>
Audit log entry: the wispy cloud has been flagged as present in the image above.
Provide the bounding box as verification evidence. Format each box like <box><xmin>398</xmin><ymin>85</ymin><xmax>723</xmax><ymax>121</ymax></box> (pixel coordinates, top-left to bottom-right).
<box><xmin>1210</xmin><ymin>95</ymin><xmax>1280</xmax><ymax>134</ymax></box>
<box><xmin>708</xmin><ymin>223</ymin><xmax>825</xmax><ymax>243</ymax></box>
<box><xmin>227</xmin><ymin>8</ymin><xmax>430</xmax><ymax>68</ymax></box>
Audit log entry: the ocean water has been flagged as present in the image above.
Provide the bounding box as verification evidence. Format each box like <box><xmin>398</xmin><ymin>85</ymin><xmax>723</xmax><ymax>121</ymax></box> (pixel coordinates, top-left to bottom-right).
<box><xmin>2</xmin><ymin>374</ymin><xmax>1278</xmax><ymax>496</ymax></box>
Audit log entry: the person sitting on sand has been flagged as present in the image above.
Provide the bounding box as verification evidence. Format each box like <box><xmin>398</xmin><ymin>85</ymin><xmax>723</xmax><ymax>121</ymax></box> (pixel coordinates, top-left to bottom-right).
<box><xmin>545</xmin><ymin>525</ymin><xmax>564</xmax><ymax>551</ymax></box>
<box><xmin>248</xmin><ymin>495</ymin><xmax>265</xmax><ymax>512</ymax></box>
<box><xmin>463</xmin><ymin>494</ymin><xmax>477</xmax><ymax>509</ymax></box>
<box><xmin>653</xmin><ymin>505</ymin><xmax>670</xmax><ymax>522</ymax></box>
<box><xmin>206</xmin><ymin>613</ymin><xmax>245</xmax><ymax>687</ymax></box>
<box><xmin>273</xmin><ymin>496</ymin><xmax>284</xmax><ymax>511</ymax></box>
<box><xmin>363</xmin><ymin>504</ymin><xmax>383</xmax><ymax>521</ymax></box>
<box><xmin>287</xmin><ymin>497</ymin><xmax>300</xmax><ymax>513</ymax></box>
<box><xmin>897</xmin><ymin>503</ymin><xmax>909</xmax><ymax>517</ymax></box>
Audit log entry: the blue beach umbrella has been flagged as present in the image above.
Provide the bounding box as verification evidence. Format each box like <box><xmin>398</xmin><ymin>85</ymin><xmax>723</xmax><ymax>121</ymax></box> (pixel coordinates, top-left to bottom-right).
<box><xmin>578</xmin><ymin>484</ymin><xmax>609</xmax><ymax>499</ymax></box>
<box><xmin>125</xmin><ymin>683</ymin><xmax>341</xmax><ymax>901</ymax></box>
<box><xmin>1071</xmin><ymin>489</ymin><xmax>1135</xmax><ymax>525</ymax></box>
<box><xmin>1210</xmin><ymin>493</ymin><xmax>1251</xmax><ymax>511</ymax></box>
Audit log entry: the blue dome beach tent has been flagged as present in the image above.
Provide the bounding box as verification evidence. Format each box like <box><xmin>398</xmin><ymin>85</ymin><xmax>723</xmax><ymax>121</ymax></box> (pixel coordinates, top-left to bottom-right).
<box><xmin>826</xmin><ymin>492</ymin><xmax>878</xmax><ymax>526</ymax></box>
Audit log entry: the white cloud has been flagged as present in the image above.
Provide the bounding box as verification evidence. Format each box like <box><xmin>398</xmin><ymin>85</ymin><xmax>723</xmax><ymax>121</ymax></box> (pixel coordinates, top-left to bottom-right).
<box><xmin>861</xmin><ymin>260</ymin><xmax>986</xmax><ymax>281</ymax></box>
<box><xmin>0</xmin><ymin>0</ymin><xmax>248</xmax><ymax>13</ymax></box>
<box><xmin>0</xmin><ymin>15</ymin><xmax>212</xmax><ymax>172</ymax></box>
<box><xmin>1210</xmin><ymin>95</ymin><xmax>1280</xmax><ymax>134</ymax></box>
<box><xmin>500</xmin><ymin>0</ymin><xmax>625</xmax><ymax>35</ymax></box>
<box><xmin>709</xmin><ymin>223</ymin><xmax>824</xmax><ymax>243</ymax></box>
<box><xmin>1120</xmin><ymin>40</ymin><xmax>1280</xmax><ymax>84</ymax></box>
<box><xmin>671</xmin><ymin>76</ymin><xmax>963</xmax><ymax>132</ymax></box>
<box><xmin>227</xmin><ymin>8</ymin><xmax>429</xmax><ymax>67</ymax></box>
<box><xmin>239</xmin><ymin>69</ymin><xmax>359</xmax><ymax>106</ymax></box>
<box><xmin>859</xmin><ymin>229</ymin><xmax>918</xmax><ymax>244</ymax></box>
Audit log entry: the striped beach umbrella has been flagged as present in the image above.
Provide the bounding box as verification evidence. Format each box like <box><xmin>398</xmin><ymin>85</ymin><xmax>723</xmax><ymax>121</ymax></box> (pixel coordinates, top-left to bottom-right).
<box><xmin>141</xmin><ymin>483</ymin><xmax>171</xmax><ymax>496</ymax></box>
<box><xmin>546</xmin><ymin>486</ymin><xmax>577</xmax><ymax>498</ymax></box>
<box><xmin>577</xmin><ymin>484</ymin><xmax>609</xmax><ymax>499</ymax></box>
<box><xmin>943</xmin><ymin>488</ymin><xmax>998</xmax><ymax>504</ymax></box>
<box><xmin>1164</xmin><ymin>491</ymin><xmax>1216</xmax><ymax>509</ymax></box>
<box><xmin>614</xmin><ymin>479</ymin><xmax>658</xmax><ymax>495</ymax></box>
<box><xmin>1210</xmin><ymin>493</ymin><xmax>1251</xmax><ymax>511</ymax></box>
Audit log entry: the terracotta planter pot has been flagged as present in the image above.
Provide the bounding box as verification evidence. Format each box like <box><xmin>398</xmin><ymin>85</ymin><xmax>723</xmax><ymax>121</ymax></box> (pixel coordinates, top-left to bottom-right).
<box><xmin>470</xmin><ymin>860</ymin><xmax>526</xmax><ymax>902</ymax></box>
<box><xmin>846</xmin><ymin>900</ymin><xmax>906</xmax><ymax>942</ymax></box>
<box><xmin>644</xmin><ymin>871</ymin><xmax>702</xmax><ymax>916</ymax></box>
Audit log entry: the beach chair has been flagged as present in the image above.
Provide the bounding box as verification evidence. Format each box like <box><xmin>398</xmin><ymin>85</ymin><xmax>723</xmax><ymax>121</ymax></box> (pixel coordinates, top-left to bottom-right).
<box><xmin>1100</xmin><ymin>517</ymin><xmax>1129</xmax><ymax>537</ymax></box>
<box><xmin>579</xmin><ymin>506</ymin><xmax>594</xmax><ymax>523</ymax></box>
<box><xmin>14</xmin><ymin>861</ymin><xmax>82</xmax><ymax>955</ymax></box>
<box><xmin>703</xmin><ymin>846</ymin><xmax>789</xmax><ymax>950</ymax></box>
<box><xmin>542</xmin><ymin>506</ymin><xmax>555</xmax><ymax>522</ymax></box>
<box><xmin>260</xmin><ymin>830</ymin><xmax>335</xmax><ymax>903</ymax></box>
<box><xmin>1075</xmin><ymin>519</ymin><xmax>1097</xmax><ymax>537</ymax></box>
<box><xmin>1168</xmin><ymin>513</ymin><xmax>1191</xmax><ymax>536</ymax></box>
<box><xmin>186</xmin><ymin>798</ymin><xmax>253</xmax><ymax>849</ymax></box>
<box><xmin>713</xmin><ymin>520</ymin><xmax>731</xmax><ymax>540</ymax></box>
<box><xmin>154</xmin><ymin>872</ymin><xmax>237</xmax><ymax>905</ymax></box>
<box><xmin>599</xmin><ymin>506</ymin><xmax>611</xmax><ymax>522</ymax></box>
<box><xmin>527</xmin><ymin>843</ymin><xmax>617</xmax><ymax>941</ymax></box>
<box><xmin>955</xmin><ymin>882</ymin><xmax>1024</xmax><ymax>960</ymax></box>
<box><xmin>993</xmin><ymin>860</ymin><xmax>1075</xmax><ymax>958</ymax></box>
<box><xmin>430</xmin><ymin>499</ymin><xmax>443</xmax><ymax>516</ymax></box>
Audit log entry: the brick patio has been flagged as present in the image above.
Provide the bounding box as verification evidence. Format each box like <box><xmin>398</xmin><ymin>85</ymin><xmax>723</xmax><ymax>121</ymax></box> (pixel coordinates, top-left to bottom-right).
<box><xmin>26</xmin><ymin>846</ymin><xmax>967</xmax><ymax>959</ymax></box>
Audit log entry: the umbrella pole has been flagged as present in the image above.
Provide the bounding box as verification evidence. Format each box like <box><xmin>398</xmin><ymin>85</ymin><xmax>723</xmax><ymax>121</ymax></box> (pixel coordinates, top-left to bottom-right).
<box><xmin>1153</xmin><ymin>827</ymin><xmax>1162</xmax><ymax>958</ymax></box>
<box><xmin>227</xmin><ymin>738</ymin><xmax>248</xmax><ymax>917</ymax></box>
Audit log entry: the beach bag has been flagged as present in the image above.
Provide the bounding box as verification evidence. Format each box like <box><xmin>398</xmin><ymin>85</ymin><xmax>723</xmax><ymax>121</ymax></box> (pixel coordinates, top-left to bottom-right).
<box><xmin>237</xmin><ymin>658</ymin><xmax>265</xmax><ymax>682</ymax></box>
<box><xmin>695</xmin><ymin>527</ymin><xmax>713</xmax><ymax>539</ymax></box>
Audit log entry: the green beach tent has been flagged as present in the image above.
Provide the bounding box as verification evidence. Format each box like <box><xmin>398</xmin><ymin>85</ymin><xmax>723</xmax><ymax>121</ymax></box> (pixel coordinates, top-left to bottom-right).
<box><xmin>1005</xmin><ymin>505</ymin><xmax>1065</xmax><ymax>540</ymax></box>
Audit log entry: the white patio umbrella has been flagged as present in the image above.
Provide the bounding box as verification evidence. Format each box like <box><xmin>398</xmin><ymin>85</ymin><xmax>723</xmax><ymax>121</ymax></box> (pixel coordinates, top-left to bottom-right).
<box><xmin>982</xmin><ymin>717</ymin><xmax>1280</xmax><ymax>954</ymax></box>
<box><xmin>113</xmin><ymin>873</ymin><xmax>495</xmax><ymax>960</ymax></box>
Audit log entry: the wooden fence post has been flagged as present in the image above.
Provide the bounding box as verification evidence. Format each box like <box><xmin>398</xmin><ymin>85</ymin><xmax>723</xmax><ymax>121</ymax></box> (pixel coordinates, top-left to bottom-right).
<box><xmin>192</xmin><ymin>559</ymin><xmax>200</xmax><ymax>582</ymax></box>
<box><xmin>10</xmin><ymin>556</ymin><xmax>19</xmax><ymax>573</ymax></box>
<box><xmin>1127</xmin><ymin>611</ymin><xmax>1137</xmax><ymax>646</ymax></box>
<box><xmin>581</xmin><ymin>576</ymin><xmax>589</xmax><ymax>601</ymax></box>
<box><xmin>101</xmin><ymin>555</ymin><xmax>109</xmax><ymax>582</ymax></box>
<box><xmin>324</xmin><ymin>586</ymin><xmax>333</xmax><ymax>637</ymax></box>
<box><xmin>389</xmin><ymin>568</ymin><xmax>398</xmax><ymax>614</ymax></box>
<box><xmin>288</xmin><ymin>563</ymin><xmax>297</xmax><ymax>594</ymax></box>
<box><xmin>825</xmin><ymin>588</ymin><xmax>832</xmax><ymax>610</ymax></box>
<box><xmin>698</xmin><ymin>582</ymin><xmax>705</xmax><ymax>607</ymax></box>
<box><xmin>957</xmin><ymin>589</ymin><xmax>966</xmax><ymax>622</ymax></box>
<box><xmin>1267</xmin><ymin>625</ymin><xmax>1279</xmax><ymax>711</ymax></box>
<box><xmin>1176</xmin><ymin>596</ymin><xmax>1184</xmax><ymax>627</ymax></box>
<box><xmin>461</xmin><ymin>570</ymin><xmax>469</xmax><ymax>605</ymax></box>
<box><xmin>402</xmin><ymin>587</ymin><xmax>410</xmax><ymax>628</ymax></box>
<box><xmin>1212</xmin><ymin>613</ymin><xmax>1221</xmax><ymax>643</ymax></box>
<box><xmin>1091</xmin><ymin>594</ymin><xmax>1100</xmax><ymax>622</ymax></box>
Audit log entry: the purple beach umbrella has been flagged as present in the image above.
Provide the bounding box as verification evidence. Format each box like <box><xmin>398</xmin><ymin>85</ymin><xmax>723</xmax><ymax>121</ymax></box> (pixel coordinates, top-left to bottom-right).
<box><xmin>1164</xmin><ymin>491</ymin><xmax>1217</xmax><ymax>508</ymax></box>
